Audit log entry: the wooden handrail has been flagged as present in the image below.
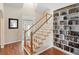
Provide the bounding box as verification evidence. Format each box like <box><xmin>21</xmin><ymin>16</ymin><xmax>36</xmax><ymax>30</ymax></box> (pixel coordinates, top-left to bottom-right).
<box><xmin>25</xmin><ymin>12</ymin><xmax>48</xmax><ymax>32</ymax></box>
<box><xmin>33</xmin><ymin>14</ymin><xmax>52</xmax><ymax>34</ymax></box>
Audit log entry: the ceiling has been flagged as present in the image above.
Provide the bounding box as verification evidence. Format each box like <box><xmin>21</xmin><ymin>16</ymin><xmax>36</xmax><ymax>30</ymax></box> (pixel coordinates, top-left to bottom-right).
<box><xmin>3</xmin><ymin>3</ymin><xmax>74</xmax><ymax>17</ymax></box>
<box><xmin>4</xmin><ymin>3</ymin><xmax>23</xmax><ymax>8</ymax></box>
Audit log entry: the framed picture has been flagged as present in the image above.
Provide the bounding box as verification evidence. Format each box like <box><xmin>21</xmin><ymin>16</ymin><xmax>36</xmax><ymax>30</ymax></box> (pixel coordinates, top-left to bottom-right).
<box><xmin>9</xmin><ymin>18</ymin><xmax>18</xmax><ymax>29</ymax></box>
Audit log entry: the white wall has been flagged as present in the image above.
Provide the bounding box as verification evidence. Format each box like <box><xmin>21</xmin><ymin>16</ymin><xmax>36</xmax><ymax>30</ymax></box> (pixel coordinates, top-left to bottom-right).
<box><xmin>0</xmin><ymin>10</ymin><xmax>3</xmax><ymax>45</ymax></box>
<box><xmin>4</xmin><ymin>6</ymin><xmax>22</xmax><ymax>44</ymax></box>
<box><xmin>22</xmin><ymin>3</ymin><xmax>36</xmax><ymax>16</ymax></box>
<box><xmin>0</xmin><ymin>11</ymin><xmax>1</xmax><ymax>44</ymax></box>
<box><xmin>0</xmin><ymin>4</ymin><xmax>3</xmax><ymax>45</ymax></box>
<box><xmin>3</xmin><ymin>3</ymin><xmax>36</xmax><ymax>45</ymax></box>
<box><xmin>0</xmin><ymin>3</ymin><xmax>4</xmax><ymax>47</ymax></box>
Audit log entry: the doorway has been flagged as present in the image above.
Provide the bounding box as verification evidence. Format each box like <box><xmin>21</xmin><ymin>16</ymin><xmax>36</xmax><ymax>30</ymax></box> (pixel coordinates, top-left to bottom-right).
<box><xmin>21</xmin><ymin>20</ymin><xmax>33</xmax><ymax>47</ymax></box>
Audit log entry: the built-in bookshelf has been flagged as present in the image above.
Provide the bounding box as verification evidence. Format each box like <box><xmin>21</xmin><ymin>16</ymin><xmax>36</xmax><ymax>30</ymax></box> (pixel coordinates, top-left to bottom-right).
<box><xmin>53</xmin><ymin>3</ymin><xmax>79</xmax><ymax>55</ymax></box>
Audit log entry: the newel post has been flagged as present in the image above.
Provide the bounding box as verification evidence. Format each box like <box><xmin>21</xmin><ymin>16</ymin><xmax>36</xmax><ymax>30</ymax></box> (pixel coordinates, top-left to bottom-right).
<box><xmin>24</xmin><ymin>31</ymin><xmax>26</xmax><ymax>47</ymax></box>
<box><xmin>30</xmin><ymin>32</ymin><xmax>33</xmax><ymax>54</ymax></box>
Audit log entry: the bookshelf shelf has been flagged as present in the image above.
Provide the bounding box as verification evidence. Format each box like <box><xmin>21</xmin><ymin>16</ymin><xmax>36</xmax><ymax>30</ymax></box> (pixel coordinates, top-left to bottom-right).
<box><xmin>53</xmin><ymin>3</ymin><xmax>79</xmax><ymax>55</ymax></box>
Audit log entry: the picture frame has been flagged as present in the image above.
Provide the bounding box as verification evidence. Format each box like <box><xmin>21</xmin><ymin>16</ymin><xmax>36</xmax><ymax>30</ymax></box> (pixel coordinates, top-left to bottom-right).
<box><xmin>8</xmin><ymin>18</ymin><xmax>18</xmax><ymax>29</ymax></box>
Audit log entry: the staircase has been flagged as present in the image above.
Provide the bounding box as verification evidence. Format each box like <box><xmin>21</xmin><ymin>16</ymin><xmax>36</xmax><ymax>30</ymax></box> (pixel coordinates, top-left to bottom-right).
<box><xmin>23</xmin><ymin>11</ymin><xmax>52</xmax><ymax>55</ymax></box>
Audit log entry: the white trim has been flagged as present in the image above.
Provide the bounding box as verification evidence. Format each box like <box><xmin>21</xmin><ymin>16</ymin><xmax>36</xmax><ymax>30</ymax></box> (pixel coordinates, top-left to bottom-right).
<box><xmin>24</xmin><ymin>46</ymin><xmax>52</xmax><ymax>55</ymax></box>
<box><xmin>0</xmin><ymin>40</ymin><xmax>21</xmax><ymax>45</ymax></box>
<box><xmin>53</xmin><ymin>46</ymin><xmax>74</xmax><ymax>55</ymax></box>
<box><xmin>1</xmin><ymin>18</ymin><xmax>5</xmax><ymax>48</ymax></box>
<box><xmin>0</xmin><ymin>40</ymin><xmax>21</xmax><ymax>48</ymax></box>
<box><xmin>4</xmin><ymin>40</ymin><xmax>21</xmax><ymax>45</ymax></box>
<box><xmin>1</xmin><ymin>45</ymin><xmax>4</xmax><ymax>48</ymax></box>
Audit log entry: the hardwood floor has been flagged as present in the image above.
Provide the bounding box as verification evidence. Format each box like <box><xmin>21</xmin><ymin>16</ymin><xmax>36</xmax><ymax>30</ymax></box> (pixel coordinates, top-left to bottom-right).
<box><xmin>0</xmin><ymin>42</ymin><xmax>65</xmax><ymax>55</ymax></box>
<box><xmin>0</xmin><ymin>42</ymin><xmax>27</xmax><ymax>55</ymax></box>
<box><xmin>40</xmin><ymin>48</ymin><xmax>65</xmax><ymax>55</ymax></box>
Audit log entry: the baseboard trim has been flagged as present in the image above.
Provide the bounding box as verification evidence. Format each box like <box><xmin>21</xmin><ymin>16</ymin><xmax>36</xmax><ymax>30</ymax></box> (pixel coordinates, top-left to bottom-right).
<box><xmin>0</xmin><ymin>40</ymin><xmax>21</xmax><ymax>45</ymax></box>
<box><xmin>1</xmin><ymin>45</ymin><xmax>4</xmax><ymax>48</ymax></box>
<box><xmin>53</xmin><ymin>46</ymin><xmax>74</xmax><ymax>55</ymax></box>
<box><xmin>4</xmin><ymin>40</ymin><xmax>21</xmax><ymax>45</ymax></box>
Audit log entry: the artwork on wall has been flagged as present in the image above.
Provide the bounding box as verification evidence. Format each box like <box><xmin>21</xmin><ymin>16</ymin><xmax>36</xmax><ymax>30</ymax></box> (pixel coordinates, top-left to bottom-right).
<box><xmin>8</xmin><ymin>18</ymin><xmax>18</xmax><ymax>29</ymax></box>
